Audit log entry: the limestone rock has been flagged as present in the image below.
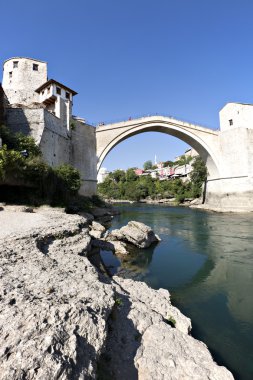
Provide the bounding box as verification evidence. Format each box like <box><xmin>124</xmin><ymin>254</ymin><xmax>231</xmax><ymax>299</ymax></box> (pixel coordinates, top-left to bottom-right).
<box><xmin>135</xmin><ymin>323</ymin><xmax>234</xmax><ymax>380</ymax></box>
<box><xmin>109</xmin><ymin>221</ymin><xmax>160</xmax><ymax>248</ymax></box>
<box><xmin>99</xmin><ymin>276</ymin><xmax>234</xmax><ymax>380</ymax></box>
<box><xmin>0</xmin><ymin>208</ymin><xmax>234</xmax><ymax>380</ymax></box>
<box><xmin>92</xmin><ymin>239</ymin><xmax>128</xmax><ymax>255</ymax></box>
<box><xmin>0</xmin><ymin>210</ymin><xmax>114</xmax><ymax>380</ymax></box>
<box><xmin>110</xmin><ymin>240</ymin><xmax>128</xmax><ymax>255</ymax></box>
<box><xmin>89</xmin><ymin>221</ymin><xmax>106</xmax><ymax>239</ymax></box>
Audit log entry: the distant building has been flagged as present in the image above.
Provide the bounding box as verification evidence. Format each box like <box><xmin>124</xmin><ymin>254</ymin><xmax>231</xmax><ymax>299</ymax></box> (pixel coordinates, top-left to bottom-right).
<box><xmin>97</xmin><ymin>167</ymin><xmax>110</xmax><ymax>183</ymax></box>
<box><xmin>135</xmin><ymin>168</ymin><xmax>144</xmax><ymax>176</ymax></box>
<box><xmin>175</xmin><ymin>147</ymin><xmax>198</xmax><ymax>162</ymax></box>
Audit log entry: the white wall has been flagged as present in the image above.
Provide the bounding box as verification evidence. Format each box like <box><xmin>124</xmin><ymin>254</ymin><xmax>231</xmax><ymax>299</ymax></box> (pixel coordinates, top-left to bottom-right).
<box><xmin>220</xmin><ymin>103</ymin><xmax>253</xmax><ymax>131</ymax></box>
<box><xmin>2</xmin><ymin>58</ymin><xmax>47</xmax><ymax>105</ymax></box>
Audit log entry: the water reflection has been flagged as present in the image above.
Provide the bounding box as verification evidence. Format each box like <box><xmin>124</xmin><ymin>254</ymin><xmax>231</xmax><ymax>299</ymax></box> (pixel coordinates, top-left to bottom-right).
<box><xmin>109</xmin><ymin>204</ymin><xmax>253</xmax><ymax>380</ymax></box>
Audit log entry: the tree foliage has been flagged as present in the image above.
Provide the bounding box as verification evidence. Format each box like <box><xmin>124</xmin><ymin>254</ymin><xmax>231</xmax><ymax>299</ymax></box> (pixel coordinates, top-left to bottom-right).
<box><xmin>143</xmin><ymin>160</ymin><xmax>153</xmax><ymax>170</ymax></box>
<box><xmin>54</xmin><ymin>164</ymin><xmax>81</xmax><ymax>192</ymax></box>
<box><xmin>0</xmin><ymin>125</ymin><xmax>41</xmax><ymax>157</ymax></box>
<box><xmin>175</xmin><ymin>155</ymin><xmax>192</xmax><ymax>167</ymax></box>
<box><xmin>98</xmin><ymin>157</ymin><xmax>208</xmax><ymax>202</ymax></box>
<box><xmin>190</xmin><ymin>156</ymin><xmax>207</xmax><ymax>197</ymax></box>
<box><xmin>0</xmin><ymin>125</ymin><xmax>82</xmax><ymax>205</ymax></box>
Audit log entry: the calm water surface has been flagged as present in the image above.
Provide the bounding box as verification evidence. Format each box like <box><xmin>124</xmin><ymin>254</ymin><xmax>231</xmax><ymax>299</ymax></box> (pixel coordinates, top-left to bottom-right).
<box><xmin>101</xmin><ymin>204</ymin><xmax>253</xmax><ymax>380</ymax></box>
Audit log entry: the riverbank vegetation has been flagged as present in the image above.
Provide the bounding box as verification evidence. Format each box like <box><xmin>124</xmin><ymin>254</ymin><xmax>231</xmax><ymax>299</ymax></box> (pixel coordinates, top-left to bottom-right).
<box><xmin>0</xmin><ymin>125</ymin><xmax>104</xmax><ymax>210</ymax></box>
<box><xmin>98</xmin><ymin>158</ymin><xmax>207</xmax><ymax>203</ymax></box>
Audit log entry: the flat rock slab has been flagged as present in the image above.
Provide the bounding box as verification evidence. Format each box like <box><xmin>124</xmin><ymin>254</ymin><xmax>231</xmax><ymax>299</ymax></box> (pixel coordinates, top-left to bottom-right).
<box><xmin>0</xmin><ymin>211</ymin><xmax>49</xmax><ymax>239</ymax></box>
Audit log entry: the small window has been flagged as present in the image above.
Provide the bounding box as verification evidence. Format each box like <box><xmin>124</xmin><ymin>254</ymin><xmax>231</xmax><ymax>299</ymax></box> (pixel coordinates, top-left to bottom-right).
<box><xmin>33</xmin><ymin>63</ymin><xmax>39</xmax><ymax>71</ymax></box>
<box><xmin>229</xmin><ymin>119</ymin><xmax>233</xmax><ymax>126</ymax></box>
<box><xmin>47</xmin><ymin>87</ymin><xmax>50</xmax><ymax>93</ymax></box>
<box><xmin>56</xmin><ymin>87</ymin><xmax>61</xmax><ymax>95</ymax></box>
<box><xmin>9</xmin><ymin>71</ymin><xmax>12</xmax><ymax>78</ymax></box>
<box><xmin>13</xmin><ymin>61</ymin><xmax>18</xmax><ymax>68</ymax></box>
<box><xmin>66</xmin><ymin>91</ymin><xmax>70</xmax><ymax>99</ymax></box>
<box><xmin>42</xmin><ymin>90</ymin><xmax>44</xmax><ymax>95</ymax></box>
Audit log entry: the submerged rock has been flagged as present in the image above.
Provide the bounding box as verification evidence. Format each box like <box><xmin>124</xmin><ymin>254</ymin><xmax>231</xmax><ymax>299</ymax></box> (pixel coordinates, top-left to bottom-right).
<box><xmin>92</xmin><ymin>238</ymin><xmax>128</xmax><ymax>255</ymax></box>
<box><xmin>109</xmin><ymin>221</ymin><xmax>160</xmax><ymax>248</ymax></box>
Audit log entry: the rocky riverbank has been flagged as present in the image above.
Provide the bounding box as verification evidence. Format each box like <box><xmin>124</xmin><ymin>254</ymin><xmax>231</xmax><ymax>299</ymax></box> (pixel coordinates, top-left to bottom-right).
<box><xmin>0</xmin><ymin>206</ymin><xmax>234</xmax><ymax>379</ymax></box>
<box><xmin>106</xmin><ymin>197</ymin><xmax>202</xmax><ymax>207</ymax></box>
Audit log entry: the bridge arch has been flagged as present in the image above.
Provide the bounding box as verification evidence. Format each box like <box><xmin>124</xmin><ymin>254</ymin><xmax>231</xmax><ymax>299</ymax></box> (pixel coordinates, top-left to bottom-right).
<box><xmin>96</xmin><ymin>117</ymin><xmax>220</xmax><ymax>179</ymax></box>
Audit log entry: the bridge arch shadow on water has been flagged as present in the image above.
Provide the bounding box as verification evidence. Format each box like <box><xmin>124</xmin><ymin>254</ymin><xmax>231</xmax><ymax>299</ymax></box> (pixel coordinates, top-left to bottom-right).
<box><xmin>96</xmin><ymin>116</ymin><xmax>220</xmax><ymax>179</ymax></box>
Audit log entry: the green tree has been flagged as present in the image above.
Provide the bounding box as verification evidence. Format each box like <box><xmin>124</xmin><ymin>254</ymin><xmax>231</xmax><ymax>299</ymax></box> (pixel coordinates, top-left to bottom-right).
<box><xmin>190</xmin><ymin>157</ymin><xmax>207</xmax><ymax>198</ymax></box>
<box><xmin>54</xmin><ymin>164</ymin><xmax>81</xmax><ymax>192</ymax></box>
<box><xmin>175</xmin><ymin>155</ymin><xmax>192</xmax><ymax>168</ymax></box>
<box><xmin>111</xmin><ymin>169</ymin><xmax>125</xmax><ymax>183</ymax></box>
<box><xmin>125</xmin><ymin>168</ymin><xmax>137</xmax><ymax>182</ymax></box>
<box><xmin>163</xmin><ymin>160</ymin><xmax>174</xmax><ymax>167</ymax></box>
<box><xmin>143</xmin><ymin>160</ymin><xmax>153</xmax><ymax>170</ymax></box>
<box><xmin>0</xmin><ymin>126</ymin><xmax>41</xmax><ymax>157</ymax></box>
<box><xmin>0</xmin><ymin>145</ymin><xmax>25</xmax><ymax>182</ymax></box>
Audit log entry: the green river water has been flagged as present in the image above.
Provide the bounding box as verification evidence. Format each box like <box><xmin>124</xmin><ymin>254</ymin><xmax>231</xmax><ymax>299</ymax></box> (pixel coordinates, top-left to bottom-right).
<box><xmin>101</xmin><ymin>203</ymin><xmax>253</xmax><ymax>380</ymax></box>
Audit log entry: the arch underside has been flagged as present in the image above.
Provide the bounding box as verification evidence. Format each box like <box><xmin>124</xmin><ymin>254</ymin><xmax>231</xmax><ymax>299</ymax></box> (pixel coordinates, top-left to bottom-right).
<box><xmin>97</xmin><ymin>123</ymin><xmax>220</xmax><ymax>178</ymax></box>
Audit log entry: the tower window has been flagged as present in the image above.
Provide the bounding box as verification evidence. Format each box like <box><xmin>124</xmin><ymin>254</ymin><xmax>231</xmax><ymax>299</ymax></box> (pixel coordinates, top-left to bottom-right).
<box><xmin>47</xmin><ymin>87</ymin><xmax>50</xmax><ymax>93</ymax></box>
<box><xmin>13</xmin><ymin>61</ymin><xmax>18</xmax><ymax>68</ymax></box>
<box><xmin>66</xmin><ymin>92</ymin><xmax>70</xmax><ymax>99</ymax></box>
<box><xmin>229</xmin><ymin>119</ymin><xmax>233</xmax><ymax>126</ymax></box>
<box><xmin>9</xmin><ymin>71</ymin><xmax>12</xmax><ymax>78</ymax></box>
<box><xmin>33</xmin><ymin>63</ymin><xmax>39</xmax><ymax>71</ymax></box>
<box><xmin>56</xmin><ymin>87</ymin><xmax>61</xmax><ymax>95</ymax></box>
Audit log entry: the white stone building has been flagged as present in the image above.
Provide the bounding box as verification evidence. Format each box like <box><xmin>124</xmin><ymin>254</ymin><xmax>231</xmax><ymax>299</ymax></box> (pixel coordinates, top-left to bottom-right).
<box><xmin>35</xmin><ymin>79</ymin><xmax>77</xmax><ymax>130</ymax></box>
<box><xmin>97</xmin><ymin>167</ymin><xmax>110</xmax><ymax>183</ymax></box>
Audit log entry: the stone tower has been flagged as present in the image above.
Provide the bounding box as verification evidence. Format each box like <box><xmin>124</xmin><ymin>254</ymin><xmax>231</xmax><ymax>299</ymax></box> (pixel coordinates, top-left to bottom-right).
<box><xmin>2</xmin><ymin>57</ymin><xmax>47</xmax><ymax>105</ymax></box>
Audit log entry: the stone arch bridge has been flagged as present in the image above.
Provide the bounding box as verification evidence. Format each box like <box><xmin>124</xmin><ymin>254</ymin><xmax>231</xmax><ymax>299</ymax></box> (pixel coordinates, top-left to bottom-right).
<box><xmin>96</xmin><ymin>111</ymin><xmax>253</xmax><ymax>212</ymax></box>
<box><xmin>96</xmin><ymin>116</ymin><xmax>220</xmax><ymax>178</ymax></box>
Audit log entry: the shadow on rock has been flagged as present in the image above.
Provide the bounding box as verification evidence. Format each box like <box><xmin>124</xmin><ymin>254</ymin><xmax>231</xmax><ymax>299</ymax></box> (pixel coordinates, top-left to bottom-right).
<box><xmin>97</xmin><ymin>292</ymin><xmax>139</xmax><ymax>380</ymax></box>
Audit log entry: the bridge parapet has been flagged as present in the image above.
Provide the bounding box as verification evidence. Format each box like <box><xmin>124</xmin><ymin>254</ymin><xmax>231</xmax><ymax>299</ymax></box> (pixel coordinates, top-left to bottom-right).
<box><xmin>96</xmin><ymin>115</ymin><xmax>219</xmax><ymax>136</ymax></box>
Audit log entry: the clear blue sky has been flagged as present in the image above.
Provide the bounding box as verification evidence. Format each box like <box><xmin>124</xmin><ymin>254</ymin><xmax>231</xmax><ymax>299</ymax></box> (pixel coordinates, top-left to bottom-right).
<box><xmin>2</xmin><ymin>0</ymin><xmax>253</xmax><ymax>170</ymax></box>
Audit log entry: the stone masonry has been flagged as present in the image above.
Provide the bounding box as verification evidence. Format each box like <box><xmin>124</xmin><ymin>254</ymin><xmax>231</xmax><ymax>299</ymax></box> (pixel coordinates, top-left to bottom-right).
<box><xmin>1</xmin><ymin>57</ymin><xmax>97</xmax><ymax>196</ymax></box>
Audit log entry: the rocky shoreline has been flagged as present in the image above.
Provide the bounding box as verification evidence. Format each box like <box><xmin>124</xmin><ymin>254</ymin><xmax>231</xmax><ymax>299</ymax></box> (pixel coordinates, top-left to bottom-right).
<box><xmin>0</xmin><ymin>205</ymin><xmax>234</xmax><ymax>379</ymax></box>
<box><xmin>106</xmin><ymin>197</ymin><xmax>253</xmax><ymax>213</ymax></box>
<box><xmin>106</xmin><ymin>197</ymin><xmax>202</xmax><ymax>207</ymax></box>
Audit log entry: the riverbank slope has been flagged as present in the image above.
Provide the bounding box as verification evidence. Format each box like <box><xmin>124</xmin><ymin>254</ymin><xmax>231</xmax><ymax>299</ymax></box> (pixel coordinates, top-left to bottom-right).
<box><xmin>0</xmin><ymin>206</ymin><xmax>234</xmax><ymax>379</ymax></box>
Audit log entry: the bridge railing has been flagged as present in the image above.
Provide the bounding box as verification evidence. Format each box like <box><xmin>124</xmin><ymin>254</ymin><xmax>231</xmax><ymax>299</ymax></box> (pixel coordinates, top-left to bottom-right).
<box><xmin>94</xmin><ymin>113</ymin><xmax>219</xmax><ymax>131</ymax></box>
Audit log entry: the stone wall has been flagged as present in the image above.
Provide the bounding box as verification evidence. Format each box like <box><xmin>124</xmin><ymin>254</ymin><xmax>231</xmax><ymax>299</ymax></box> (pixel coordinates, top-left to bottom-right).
<box><xmin>71</xmin><ymin>120</ymin><xmax>97</xmax><ymax>196</ymax></box>
<box><xmin>5</xmin><ymin>107</ymin><xmax>70</xmax><ymax>167</ymax></box>
<box><xmin>40</xmin><ymin>110</ymin><xmax>71</xmax><ymax>167</ymax></box>
<box><xmin>5</xmin><ymin>107</ymin><xmax>45</xmax><ymax>143</ymax></box>
<box><xmin>4</xmin><ymin>106</ymin><xmax>98</xmax><ymax>196</ymax></box>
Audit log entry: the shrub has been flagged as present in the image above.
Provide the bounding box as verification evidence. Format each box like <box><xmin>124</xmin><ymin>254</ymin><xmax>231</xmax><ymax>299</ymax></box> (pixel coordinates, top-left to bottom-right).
<box><xmin>15</xmin><ymin>133</ymin><xmax>41</xmax><ymax>157</ymax></box>
<box><xmin>54</xmin><ymin>164</ymin><xmax>81</xmax><ymax>193</ymax></box>
<box><xmin>0</xmin><ymin>126</ymin><xmax>82</xmax><ymax>206</ymax></box>
<box><xmin>0</xmin><ymin>125</ymin><xmax>41</xmax><ymax>157</ymax></box>
<box><xmin>0</xmin><ymin>145</ymin><xmax>25</xmax><ymax>182</ymax></box>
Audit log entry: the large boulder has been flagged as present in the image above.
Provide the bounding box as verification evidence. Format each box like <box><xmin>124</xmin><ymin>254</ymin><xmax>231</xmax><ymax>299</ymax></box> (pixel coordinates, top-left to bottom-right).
<box><xmin>109</xmin><ymin>221</ymin><xmax>160</xmax><ymax>248</ymax></box>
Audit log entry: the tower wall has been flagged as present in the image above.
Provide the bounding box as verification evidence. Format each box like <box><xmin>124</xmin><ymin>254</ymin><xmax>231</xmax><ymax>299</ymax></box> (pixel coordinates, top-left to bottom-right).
<box><xmin>2</xmin><ymin>58</ymin><xmax>47</xmax><ymax>105</ymax></box>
